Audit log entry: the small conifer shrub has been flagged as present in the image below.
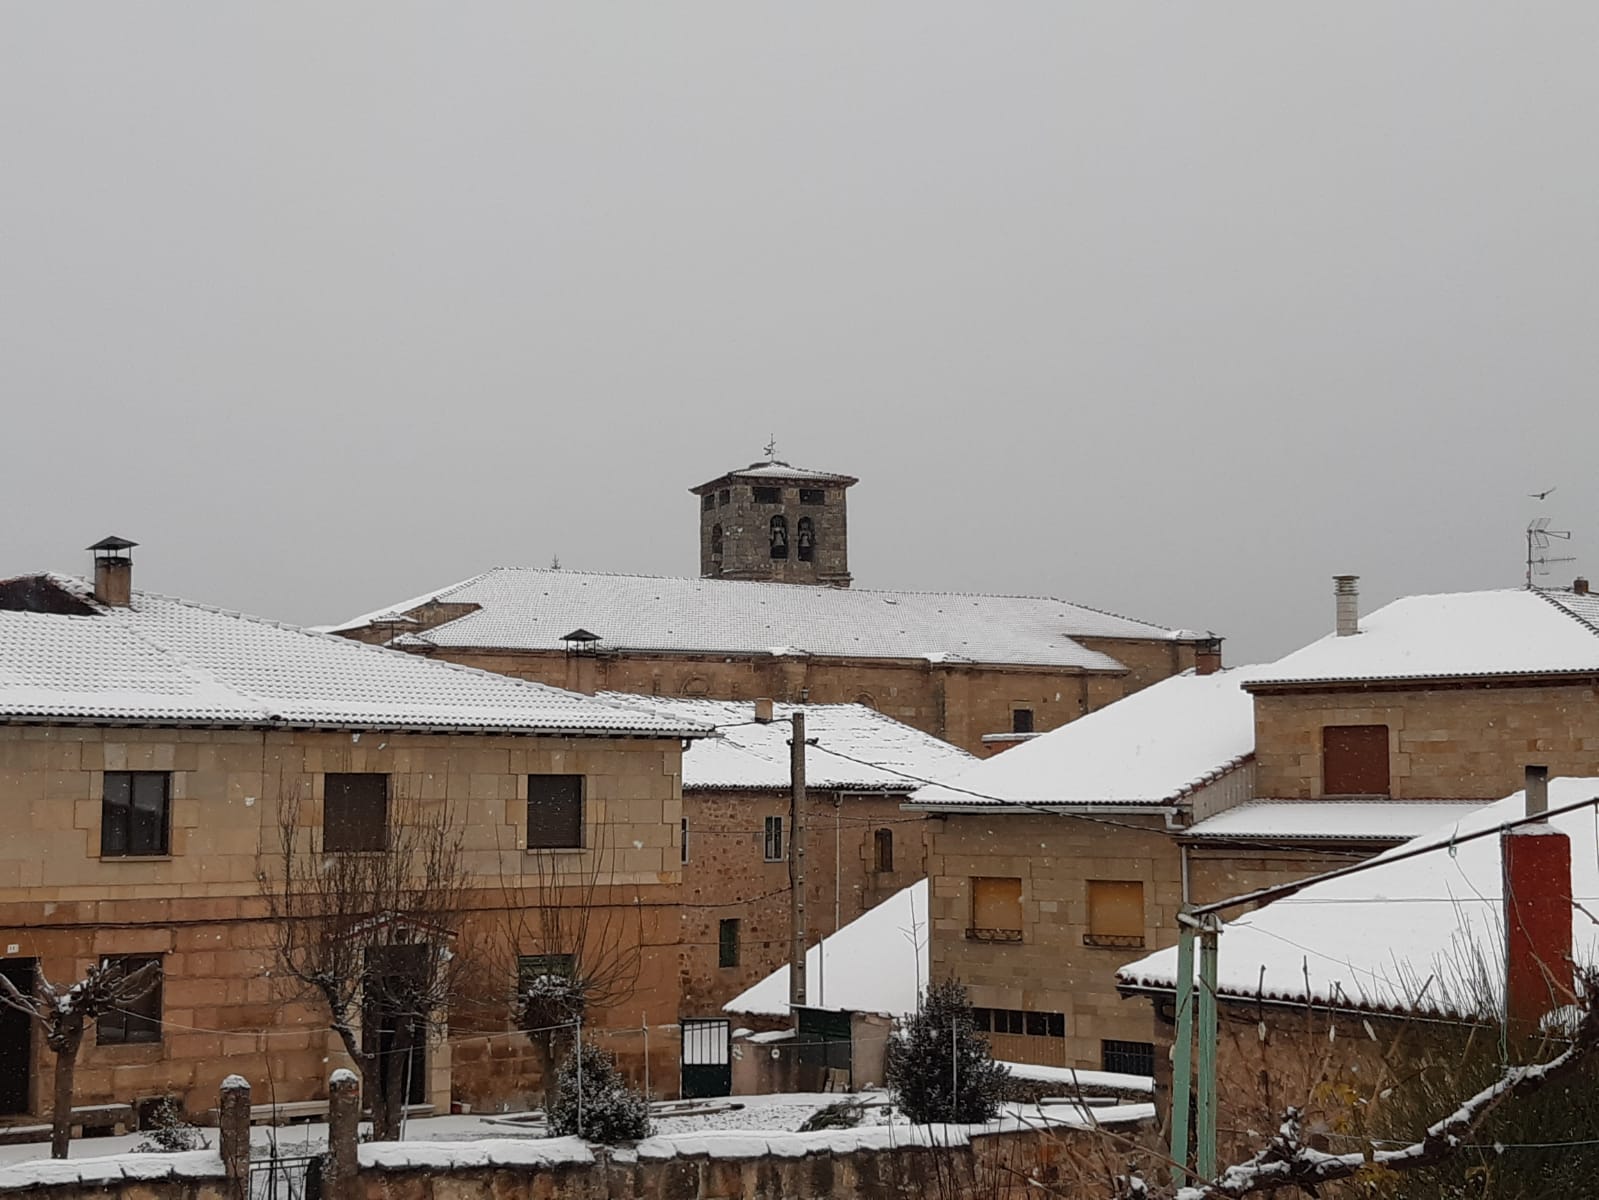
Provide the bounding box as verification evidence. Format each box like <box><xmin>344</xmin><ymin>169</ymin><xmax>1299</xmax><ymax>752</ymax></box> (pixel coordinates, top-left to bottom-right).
<box><xmin>887</xmin><ymin>979</ymin><xmax>1009</xmax><ymax>1125</ymax></box>
<box><xmin>547</xmin><ymin>1041</ymin><xmax>651</xmax><ymax>1143</ymax></box>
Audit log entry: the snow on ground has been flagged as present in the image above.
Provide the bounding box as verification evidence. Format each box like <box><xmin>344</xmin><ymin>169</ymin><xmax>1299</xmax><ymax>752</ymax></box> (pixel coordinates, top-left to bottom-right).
<box><xmin>0</xmin><ymin>1089</ymin><xmax>1152</xmax><ymax>1169</ymax></box>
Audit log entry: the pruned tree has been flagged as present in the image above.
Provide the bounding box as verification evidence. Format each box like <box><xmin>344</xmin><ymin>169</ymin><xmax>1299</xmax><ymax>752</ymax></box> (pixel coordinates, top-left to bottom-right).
<box><xmin>261</xmin><ymin>788</ymin><xmax>473</xmax><ymax>1142</ymax></box>
<box><xmin>0</xmin><ymin>959</ymin><xmax>161</xmax><ymax>1159</ymax></box>
<box><xmin>495</xmin><ymin>821</ymin><xmax>644</xmax><ymax>1114</ymax></box>
<box><xmin>888</xmin><ymin>978</ymin><xmax>1010</xmax><ymax>1125</ymax></box>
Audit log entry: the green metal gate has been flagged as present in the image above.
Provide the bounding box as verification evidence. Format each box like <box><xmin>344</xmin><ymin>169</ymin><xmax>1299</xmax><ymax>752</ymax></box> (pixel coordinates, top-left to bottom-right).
<box><xmin>680</xmin><ymin>1018</ymin><xmax>731</xmax><ymax>1098</ymax></box>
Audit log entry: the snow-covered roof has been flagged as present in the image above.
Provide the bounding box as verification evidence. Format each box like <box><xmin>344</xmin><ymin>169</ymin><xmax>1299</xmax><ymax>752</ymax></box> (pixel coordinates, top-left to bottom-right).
<box><xmin>1182</xmin><ymin>800</ymin><xmax>1488</xmax><ymax>843</ymax></box>
<box><xmin>725</xmin><ymin>879</ymin><xmax>928</xmax><ymax>1018</ymax></box>
<box><xmin>597</xmin><ymin>696</ymin><xmax>974</xmax><ymax>792</ymax></box>
<box><xmin>1118</xmin><ymin>777</ymin><xmax>1599</xmax><ymax>1018</ymax></box>
<box><xmin>0</xmin><ymin>574</ymin><xmax>706</xmax><ymax>736</ymax></box>
<box><xmin>329</xmin><ymin>568</ymin><xmax>1197</xmax><ymax>667</ymax></box>
<box><xmin>907</xmin><ymin>667</ymin><xmax>1261</xmax><ymax>810</ymax></box>
<box><xmin>1247</xmin><ymin>588</ymin><xmax>1599</xmax><ymax>688</ymax></box>
<box><xmin>691</xmin><ymin>459</ymin><xmax>859</xmax><ymax>489</ymax></box>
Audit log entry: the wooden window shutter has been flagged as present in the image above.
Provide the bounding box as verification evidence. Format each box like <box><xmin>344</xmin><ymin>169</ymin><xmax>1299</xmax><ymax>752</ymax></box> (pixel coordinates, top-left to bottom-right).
<box><xmin>971</xmin><ymin>877</ymin><xmax>1023</xmax><ymax>934</ymax></box>
<box><xmin>1086</xmin><ymin>880</ymin><xmax>1145</xmax><ymax>947</ymax></box>
<box><xmin>1322</xmin><ymin>725</ymin><xmax>1390</xmax><ymax>795</ymax></box>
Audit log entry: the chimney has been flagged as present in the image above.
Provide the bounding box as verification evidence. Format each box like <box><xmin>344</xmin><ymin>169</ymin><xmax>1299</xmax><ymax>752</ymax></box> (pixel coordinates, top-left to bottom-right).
<box><xmin>1194</xmin><ymin>636</ymin><xmax>1224</xmax><ymax>677</ymax></box>
<box><xmin>88</xmin><ymin>536</ymin><xmax>137</xmax><ymax>607</ymax></box>
<box><xmin>753</xmin><ymin>698</ymin><xmax>775</xmax><ymax>723</ymax></box>
<box><xmin>1574</xmin><ymin>577</ymin><xmax>1590</xmax><ymax>596</ymax></box>
<box><xmin>1502</xmin><ymin>764</ymin><xmax>1574</xmax><ymax>1046</ymax></box>
<box><xmin>1334</xmin><ymin>575</ymin><xmax>1359</xmax><ymax>637</ymax></box>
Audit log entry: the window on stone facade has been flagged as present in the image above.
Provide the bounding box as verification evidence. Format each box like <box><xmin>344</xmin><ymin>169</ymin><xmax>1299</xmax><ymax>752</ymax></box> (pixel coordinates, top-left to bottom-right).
<box><xmin>1322</xmin><ymin>725</ymin><xmax>1390</xmax><ymax>796</ymax></box>
<box><xmin>702</xmin><ymin>493</ymin><xmax>715</xmax><ymax>512</ymax></box>
<box><xmin>763</xmin><ymin>816</ymin><xmax>784</xmax><ymax>862</ymax></box>
<box><xmin>1011</xmin><ymin>708</ymin><xmax>1034</xmax><ymax>734</ymax></box>
<box><xmin>517</xmin><ymin>953</ymin><xmax>575</xmax><ymax>991</ymax></box>
<box><xmin>96</xmin><ymin>955</ymin><xmax>162</xmax><ymax>1045</ymax></box>
<box><xmin>323</xmin><ymin>773</ymin><xmax>388</xmax><ymax>853</ymax></box>
<box><xmin>101</xmin><ymin>772</ymin><xmax>170</xmax><ymax>857</ymax></box>
<box><xmin>800</xmin><ymin>489</ymin><xmax>826</xmax><ymax>505</ymax></box>
<box><xmin>527</xmin><ymin>775</ymin><xmax>583</xmax><ymax>849</ymax></box>
<box><xmin>971</xmin><ymin>1007</ymin><xmax>1064</xmax><ymax>1038</ymax></box>
<box><xmin>710</xmin><ymin>524</ymin><xmax>724</xmax><ymax>562</ymax></box>
<box><xmin>753</xmin><ymin>486</ymin><xmax>781</xmax><ymax>504</ymax></box>
<box><xmin>681</xmin><ymin>818</ymin><xmax>689</xmax><ymax>864</ymax></box>
<box><xmin>1102</xmin><ymin>1039</ymin><xmax>1155</xmax><ymax>1077</ymax></box>
<box><xmin>796</xmin><ymin>517</ymin><xmax>815</xmax><ymax>563</ymax></box>
<box><xmin>874</xmin><ymin>828</ymin><xmax>893</xmax><ymax>872</ymax></box>
<box><xmin>969</xmin><ymin>877</ymin><xmax>1023</xmax><ymax>942</ymax></box>
<box><xmin>1085</xmin><ymin>880</ymin><xmax>1144</xmax><ymax>948</ymax></box>
<box><xmin>769</xmin><ymin>515</ymin><xmax>788</xmax><ymax>560</ymax></box>
<box><xmin>718</xmin><ymin>919</ymin><xmax>740</xmax><ymax>967</ymax></box>
<box><xmin>718</xmin><ymin>488</ymin><xmax>730</xmax><ymax>506</ymax></box>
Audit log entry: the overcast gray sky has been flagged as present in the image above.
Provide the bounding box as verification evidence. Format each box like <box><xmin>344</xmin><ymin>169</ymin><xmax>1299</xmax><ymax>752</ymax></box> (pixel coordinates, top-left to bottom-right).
<box><xmin>4</xmin><ymin>4</ymin><xmax>1596</xmax><ymax>663</ymax></box>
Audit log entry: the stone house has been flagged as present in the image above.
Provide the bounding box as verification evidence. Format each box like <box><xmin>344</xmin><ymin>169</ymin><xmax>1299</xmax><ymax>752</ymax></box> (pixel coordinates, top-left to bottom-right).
<box><xmin>905</xmin><ymin>577</ymin><xmax>1599</xmax><ymax>1077</ymax></box>
<box><xmin>606</xmin><ymin>696</ymin><xmax>973</xmax><ymax>1018</ymax></box>
<box><xmin>1116</xmin><ymin>771</ymin><xmax>1594</xmax><ymax>1169</ymax></box>
<box><xmin>0</xmin><ymin>541</ymin><xmax>707</xmax><ymax>1124</ymax></box>
<box><xmin>329</xmin><ymin>457</ymin><xmax>1215</xmax><ymax>754</ymax></box>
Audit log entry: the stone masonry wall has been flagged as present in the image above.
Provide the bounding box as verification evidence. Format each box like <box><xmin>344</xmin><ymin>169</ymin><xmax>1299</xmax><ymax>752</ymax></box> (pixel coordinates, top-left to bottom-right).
<box><xmin>423</xmin><ymin>647</ymin><xmax>1168</xmax><ymax>755</ymax></box>
<box><xmin>0</xmin><ymin>725</ymin><xmax>686</xmax><ymax>1119</ymax></box>
<box><xmin>679</xmin><ymin>790</ymin><xmax>925</xmax><ymax>1015</ymax></box>
<box><xmin>698</xmin><ymin>478</ymin><xmax>851</xmax><ymax>586</ymax></box>
<box><xmin>1252</xmin><ymin>681</ymin><xmax>1599</xmax><ymax>800</ymax></box>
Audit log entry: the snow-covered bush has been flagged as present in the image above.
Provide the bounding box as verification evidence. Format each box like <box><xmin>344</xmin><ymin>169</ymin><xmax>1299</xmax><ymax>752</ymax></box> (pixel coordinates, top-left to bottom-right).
<box><xmin>887</xmin><ymin>979</ymin><xmax>1009</xmax><ymax>1125</ymax></box>
<box><xmin>799</xmin><ymin>1099</ymin><xmax>864</xmax><ymax>1131</ymax></box>
<box><xmin>546</xmin><ymin>1041</ymin><xmax>650</xmax><ymax>1143</ymax></box>
<box><xmin>135</xmin><ymin>1098</ymin><xmax>209</xmax><ymax>1152</ymax></box>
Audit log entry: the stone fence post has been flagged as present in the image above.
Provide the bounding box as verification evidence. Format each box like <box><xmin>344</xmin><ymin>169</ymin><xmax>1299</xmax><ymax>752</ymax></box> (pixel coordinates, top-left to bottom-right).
<box><xmin>218</xmin><ymin>1076</ymin><xmax>251</xmax><ymax>1200</ymax></box>
<box><xmin>327</xmin><ymin>1069</ymin><xmax>361</xmax><ymax>1200</ymax></box>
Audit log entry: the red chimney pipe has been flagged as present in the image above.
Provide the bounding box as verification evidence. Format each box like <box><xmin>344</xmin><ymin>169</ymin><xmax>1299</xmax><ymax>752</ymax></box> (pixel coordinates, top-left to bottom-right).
<box><xmin>1502</xmin><ymin>765</ymin><xmax>1574</xmax><ymax>1045</ymax></box>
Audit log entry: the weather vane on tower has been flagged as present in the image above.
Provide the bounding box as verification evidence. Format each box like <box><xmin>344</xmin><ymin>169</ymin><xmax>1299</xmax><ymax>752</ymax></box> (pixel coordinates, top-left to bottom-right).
<box><xmin>764</xmin><ymin>435</ymin><xmax>779</xmax><ymax>461</ymax></box>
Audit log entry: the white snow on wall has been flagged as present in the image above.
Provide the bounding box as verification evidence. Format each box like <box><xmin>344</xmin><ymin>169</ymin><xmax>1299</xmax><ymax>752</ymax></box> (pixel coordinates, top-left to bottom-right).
<box><xmin>725</xmin><ymin>880</ymin><xmax>928</xmax><ymax>1018</ymax></box>
<box><xmin>909</xmin><ymin>667</ymin><xmax>1262</xmax><ymax>809</ymax></box>
<box><xmin>1119</xmin><ymin>777</ymin><xmax>1599</xmax><ymax>1016</ymax></box>
<box><xmin>1183</xmin><ymin>799</ymin><xmax>1487</xmax><ymax>842</ymax></box>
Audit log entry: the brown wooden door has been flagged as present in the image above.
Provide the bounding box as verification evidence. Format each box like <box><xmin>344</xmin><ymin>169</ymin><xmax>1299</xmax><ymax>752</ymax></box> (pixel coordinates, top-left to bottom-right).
<box><xmin>1322</xmin><ymin>725</ymin><xmax>1390</xmax><ymax>795</ymax></box>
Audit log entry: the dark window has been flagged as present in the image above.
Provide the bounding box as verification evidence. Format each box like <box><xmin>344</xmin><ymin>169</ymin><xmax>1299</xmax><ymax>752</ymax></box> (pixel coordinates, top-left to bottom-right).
<box><xmin>769</xmin><ymin>515</ymin><xmax>789</xmax><ymax>560</ymax></box>
<box><xmin>1011</xmin><ymin>708</ymin><xmax>1035</xmax><ymax>734</ymax></box>
<box><xmin>799</xmin><ymin>489</ymin><xmax>826</xmax><ymax>506</ymax></box>
<box><xmin>1102</xmin><ymin>1039</ymin><xmax>1156</xmax><ymax>1077</ymax></box>
<box><xmin>763</xmin><ymin>816</ymin><xmax>784</xmax><ymax>862</ymax></box>
<box><xmin>710</xmin><ymin>524</ymin><xmax>724</xmax><ymax>561</ymax></box>
<box><xmin>971</xmin><ymin>1007</ymin><xmax>991</xmax><ymax>1031</ymax></box>
<box><xmin>753</xmin><ymin>486</ymin><xmax>781</xmax><ymax>504</ymax></box>
<box><xmin>718</xmin><ymin>918</ymin><xmax>740</xmax><ymax>967</ymax></box>
<box><xmin>997</xmin><ymin>1009</ymin><xmax>1024</xmax><ymax>1035</ymax></box>
<box><xmin>527</xmin><ymin>775</ymin><xmax>583</xmax><ymax>849</ymax></box>
<box><xmin>101</xmin><ymin>772</ymin><xmax>170</xmax><ymax>857</ymax></box>
<box><xmin>681</xmin><ymin>818</ymin><xmax>689</xmax><ymax>864</ymax></box>
<box><xmin>874</xmin><ymin>828</ymin><xmax>893</xmax><ymax>872</ymax></box>
<box><xmin>96</xmin><ymin>956</ymin><xmax>162</xmax><ymax>1045</ymax></box>
<box><xmin>1025</xmin><ymin>1011</ymin><xmax>1049</xmax><ymax>1037</ymax></box>
<box><xmin>717</xmin><ymin>488</ymin><xmax>730</xmax><ymax>507</ymax></box>
<box><xmin>517</xmin><ymin>953</ymin><xmax>575</xmax><ymax>990</ymax></box>
<box><xmin>702</xmin><ymin>493</ymin><xmax>715</xmax><ymax>512</ymax></box>
<box><xmin>1323</xmin><ymin>725</ymin><xmax>1390</xmax><ymax>795</ymax></box>
<box><xmin>323</xmin><ymin>774</ymin><xmax>388</xmax><ymax>852</ymax></box>
<box><xmin>796</xmin><ymin>517</ymin><xmax>815</xmax><ymax>563</ymax></box>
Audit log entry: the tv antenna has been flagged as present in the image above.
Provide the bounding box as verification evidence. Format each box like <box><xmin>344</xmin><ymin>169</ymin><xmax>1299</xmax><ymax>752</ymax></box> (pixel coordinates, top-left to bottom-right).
<box><xmin>1526</xmin><ymin>516</ymin><xmax>1575</xmax><ymax>588</ymax></box>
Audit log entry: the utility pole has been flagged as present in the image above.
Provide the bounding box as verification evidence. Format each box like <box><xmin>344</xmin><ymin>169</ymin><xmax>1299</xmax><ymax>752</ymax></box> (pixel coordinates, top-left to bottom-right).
<box><xmin>789</xmin><ymin>711</ymin><xmax>808</xmax><ymax>1008</ymax></box>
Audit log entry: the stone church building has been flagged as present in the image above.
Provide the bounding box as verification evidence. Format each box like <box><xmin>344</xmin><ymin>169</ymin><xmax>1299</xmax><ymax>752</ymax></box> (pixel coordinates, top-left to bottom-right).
<box><xmin>333</xmin><ymin>458</ymin><xmax>1216</xmax><ymax>753</ymax></box>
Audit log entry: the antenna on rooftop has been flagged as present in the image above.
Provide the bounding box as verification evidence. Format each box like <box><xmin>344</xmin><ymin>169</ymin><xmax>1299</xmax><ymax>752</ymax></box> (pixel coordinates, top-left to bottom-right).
<box><xmin>763</xmin><ymin>435</ymin><xmax>778</xmax><ymax>461</ymax></box>
<box><xmin>1526</xmin><ymin>516</ymin><xmax>1575</xmax><ymax>588</ymax></box>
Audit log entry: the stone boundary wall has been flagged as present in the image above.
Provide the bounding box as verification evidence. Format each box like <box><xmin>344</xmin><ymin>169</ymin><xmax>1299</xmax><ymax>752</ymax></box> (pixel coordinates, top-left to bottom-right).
<box><xmin>0</xmin><ymin>1075</ymin><xmax>1153</xmax><ymax>1200</ymax></box>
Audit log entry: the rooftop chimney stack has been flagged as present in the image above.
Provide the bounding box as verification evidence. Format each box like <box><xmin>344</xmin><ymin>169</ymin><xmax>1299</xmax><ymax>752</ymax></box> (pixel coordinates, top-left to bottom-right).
<box><xmin>1194</xmin><ymin>637</ymin><xmax>1224</xmax><ymax>677</ymax></box>
<box><xmin>1334</xmin><ymin>575</ymin><xmax>1360</xmax><ymax>637</ymax></box>
<box><xmin>89</xmin><ymin>536</ymin><xmax>137</xmax><ymax>608</ymax></box>
<box><xmin>1574</xmin><ymin>577</ymin><xmax>1590</xmax><ymax>596</ymax></box>
<box><xmin>1502</xmin><ymin>763</ymin><xmax>1574</xmax><ymax>1047</ymax></box>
